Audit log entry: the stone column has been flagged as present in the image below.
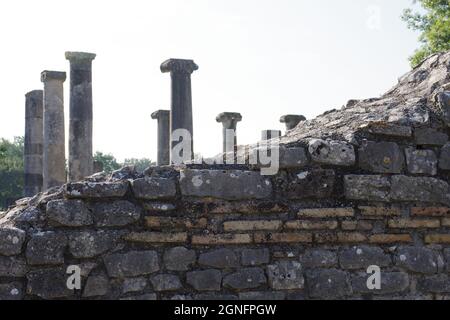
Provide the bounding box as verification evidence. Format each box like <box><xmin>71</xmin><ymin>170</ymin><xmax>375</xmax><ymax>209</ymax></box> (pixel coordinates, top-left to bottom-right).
<box><xmin>280</xmin><ymin>114</ymin><xmax>306</xmax><ymax>131</ymax></box>
<box><xmin>216</xmin><ymin>112</ymin><xmax>242</xmax><ymax>154</ymax></box>
<box><xmin>160</xmin><ymin>59</ymin><xmax>198</xmax><ymax>163</ymax></box>
<box><xmin>261</xmin><ymin>130</ymin><xmax>282</xmax><ymax>141</ymax></box>
<box><xmin>41</xmin><ymin>71</ymin><xmax>67</xmax><ymax>190</ymax></box>
<box><xmin>151</xmin><ymin>110</ymin><xmax>171</xmax><ymax>166</ymax></box>
<box><xmin>65</xmin><ymin>52</ymin><xmax>96</xmax><ymax>182</ymax></box>
<box><xmin>24</xmin><ymin>90</ymin><xmax>44</xmax><ymax>197</ymax></box>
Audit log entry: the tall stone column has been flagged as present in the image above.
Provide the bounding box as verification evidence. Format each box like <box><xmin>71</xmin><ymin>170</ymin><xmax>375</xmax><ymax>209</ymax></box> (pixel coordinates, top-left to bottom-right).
<box><xmin>261</xmin><ymin>130</ymin><xmax>282</xmax><ymax>141</ymax></box>
<box><xmin>151</xmin><ymin>110</ymin><xmax>171</xmax><ymax>166</ymax></box>
<box><xmin>161</xmin><ymin>59</ymin><xmax>198</xmax><ymax>163</ymax></box>
<box><xmin>216</xmin><ymin>112</ymin><xmax>242</xmax><ymax>154</ymax></box>
<box><xmin>280</xmin><ymin>114</ymin><xmax>306</xmax><ymax>131</ymax></box>
<box><xmin>24</xmin><ymin>90</ymin><xmax>44</xmax><ymax>197</ymax></box>
<box><xmin>65</xmin><ymin>52</ymin><xmax>96</xmax><ymax>182</ymax></box>
<box><xmin>41</xmin><ymin>71</ymin><xmax>67</xmax><ymax>190</ymax></box>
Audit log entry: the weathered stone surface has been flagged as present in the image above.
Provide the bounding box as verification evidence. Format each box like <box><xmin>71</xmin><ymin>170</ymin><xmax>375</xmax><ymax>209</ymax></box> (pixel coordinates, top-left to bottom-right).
<box><xmin>241</xmin><ymin>248</ymin><xmax>270</xmax><ymax>266</ymax></box>
<box><xmin>223</xmin><ymin>268</ymin><xmax>267</xmax><ymax>290</ymax></box>
<box><xmin>308</xmin><ymin>139</ymin><xmax>355</xmax><ymax>166</ymax></box>
<box><xmin>186</xmin><ymin>269</ymin><xmax>222</xmax><ymax>291</ymax></box>
<box><xmin>47</xmin><ymin>199</ymin><xmax>93</xmax><ymax>227</ymax></box>
<box><xmin>122</xmin><ymin>277</ymin><xmax>147</xmax><ymax>293</ymax></box>
<box><xmin>69</xmin><ymin>231</ymin><xmax>120</xmax><ymax>258</ymax></box>
<box><xmin>83</xmin><ymin>274</ymin><xmax>110</xmax><ymax>298</ymax></box>
<box><xmin>26</xmin><ymin>232</ymin><xmax>67</xmax><ymax>265</ymax></box>
<box><xmin>390</xmin><ymin>176</ymin><xmax>450</xmax><ymax>205</ymax></box>
<box><xmin>305</xmin><ymin>269</ymin><xmax>352</xmax><ymax>299</ymax></box>
<box><xmin>104</xmin><ymin>251</ymin><xmax>159</xmax><ymax>278</ymax></box>
<box><xmin>362</xmin><ymin>123</ymin><xmax>412</xmax><ymax>138</ymax></box>
<box><xmin>150</xmin><ymin>274</ymin><xmax>182</xmax><ymax>292</ymax></box>
<box><xmin>195</xmin><ymin>293</ymin><xmax>238</xmax><ymax>300</ymax></box>
<box><xmin>394</xmin><ymin>247</ymin><xmax>440</xmax><ymax>274</ymax></box>
<box><xmin>124</xmin><ymin>232</ymin><xmax>187</xmax><ymax>244</ymax></box>
<box><xmin>344</xmin><ymin>175</ymin><xmax>391</xmax><ymax>201</ymax></box>
<box><xmin>164</xmin><ymin>247</ymin><xmax>196</xmax><ymax>271</ymax></box>
<box><xmin>300</xmin><ymin>249</ymin><xmax>338</xmax><ymax>268</ymax></box>
<box><xmin>198</xmin><ymin>249</ymin><xmax>239</xmax><ymax>269</ymax></box>
<box><xmin>27</xmin><ymin>268</ymin><xmax>73</xmax><ymax>299</ymax></box>
<box><xmin>0</xmin><ymin>226</ymin><xmax>26</xmax><ymax>256</ymax></box>
<box><xmin>437</xmin><ymin>91</ymin><xmax>450</xmax><ymax>127</ymax></box>
<box><xmin>415</xmin><ymin>128</ymin><xmax>448</xmax><ymax>146</ymax></box>
<box><xmin>359</xmin><ymin>142</ymin><xmax>404</xmax><ymax>173</ymax></box>
<box><xmin>445</xmin><ymin>249</ymin><xmax>450</xmax><ymax>272</ymax></box>
<box><xmin>351</xmin><ymin>272</ymin><xmax>409</xmax><ymax>294</ymax></box>
<box><xmin>131</xmin><ymin>177</ymin><xmax>177</xmax><ymax>200</ymax></box>
<box><xmin>418</xmin><ymin>275</ymin><xmax>450</xmax><ymax>293</ymax></box>
<box><xmin>65</xmin><ymin>181</ymin><xmax>129</xmax><ymax>198</ymax></box>
<box><xmin>339</xmin><ymin>246</ymin><xmax>391</xmax><ymax>270</ymax></box>
<box><xmin>193</xmin><ymin>234</ymin><xmax>252</xmax><ymax>245</ymax></box>
<box><xmin>439</xmin><ymin>143</ymin><xmax>450</xmax><ymax>170</ymax></box>
<box><xmin>278</xmin><ymin>169</ymin><xmax>335</xmax><ymax>199</ymax></box>
<box><xmin>405</xmin><ymin>148</ymin><xmax>438</xmax><ymax>175</ymax></box>
<box><xmin>298</xmin><ymin>208</ymin><xmax>354</xmax><ymax>218</ymax></box>
<box><xmin>0</xmin><ymin>282</ymin><xmax>24</xmax><ymax>300</ymax></box>
<box><xmin>92</xmin><ymin>200</ymin><xmax>141</xmax><ymax>227</ymax></box>
<box><xmin>278</xmin><ymin>147</ymin><xmax>309</xmax><ymax>169</ymax></box>
<box><xmin>121</xmin><ymin>293</ymin><xmax>157</xmax><ymax>300</ymax></box>
<box><xmin>0</xmin><ymin>256</ymin><xmax>27</xmax><ymax>277</ymax></box>
<box><xmin>142</xmin><ymin>202</ymin><xmax>176</xmax><ymax>212</ymax></box>
<box><xmin>180</xmin><ymin>169</ymin><xmax>272</xmax><ymax>200</ymax></box>
<box><xmin>267</xmin><ymin>261</ymin><xmax>304</xmax><ymax>290</ymax></box>
<box><xmin>239</xmin><ymin>291</ymin><xmax>286</xmax><ymax>300</ymax></box>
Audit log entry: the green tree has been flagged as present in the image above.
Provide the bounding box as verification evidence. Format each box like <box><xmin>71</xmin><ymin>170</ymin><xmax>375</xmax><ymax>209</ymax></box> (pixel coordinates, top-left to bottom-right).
<box><xmin>93</xmin><ymin>151</ymin><xmax>121</xmax><ymax>174</ymax></box>
<box><xmin>402</xmin><ymin>0</ymin><xmax>450</xmax><ymax>67</ymax></box>
<box><xmin>123</xmin><ymin>158</ymin><xmax>155</xmax><ymax>172</ymax></box>
<box><xmin>0</xmin><ymin>137</ymin><xmax>24</xmax><ymax>209</ymax></box>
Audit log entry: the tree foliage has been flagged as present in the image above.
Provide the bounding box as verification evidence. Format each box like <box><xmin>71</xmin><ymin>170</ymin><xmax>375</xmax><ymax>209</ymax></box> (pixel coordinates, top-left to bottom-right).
<box><xmin>0</xmin><ymin>137</ymin><xmax>24</xmax><ymax>209</ymax></box>
<box><xmin>93</xmin><ymin>151</ymin><xmax>121</xmax><ymax>173</ymax></box>
<box><xmin>402</xmin><ymin>0</ymin><xmax>450</xmax><ymax>67</ymax></box>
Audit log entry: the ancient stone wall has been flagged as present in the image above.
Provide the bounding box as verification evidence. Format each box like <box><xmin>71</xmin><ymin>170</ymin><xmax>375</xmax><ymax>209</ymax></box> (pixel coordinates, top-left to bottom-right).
<box><xmin>1</xmin><ymin>131</ymin><xmax>450</xmax><ymax>300</ymax></box>
<box><xmin>1</xmin><ymin>51</ymin><xmax>449</xmax><ymax>300</ymax></box>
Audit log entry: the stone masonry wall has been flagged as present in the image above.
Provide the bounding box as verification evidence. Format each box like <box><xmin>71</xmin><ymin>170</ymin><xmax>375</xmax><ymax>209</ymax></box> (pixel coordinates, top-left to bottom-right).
<box><xmin>1</xmin><ymin>124</ymin><xmax>450</xmax><ymax>300</ymax></box>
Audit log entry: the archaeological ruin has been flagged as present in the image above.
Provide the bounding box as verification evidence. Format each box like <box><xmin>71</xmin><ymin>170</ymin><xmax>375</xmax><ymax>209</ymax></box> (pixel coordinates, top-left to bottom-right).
<box><xmin>0</xmin><ymin>50</ymin><xmax>450</xmax><ymax>300</ymax></box>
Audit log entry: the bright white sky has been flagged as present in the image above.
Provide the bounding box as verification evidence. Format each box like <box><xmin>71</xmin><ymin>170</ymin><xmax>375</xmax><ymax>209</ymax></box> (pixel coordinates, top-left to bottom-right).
<box><xmin>0</xmin><ymin>0</ymin><xmax>421</xmax><ymax>162</ymax></box>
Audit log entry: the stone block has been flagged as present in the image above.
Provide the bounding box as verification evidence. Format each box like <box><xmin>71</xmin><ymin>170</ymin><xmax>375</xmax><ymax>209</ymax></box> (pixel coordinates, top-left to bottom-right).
<box><xmin>223</xmin><ymin>220</ymin><xmax>282</xmax><ymax>231</ymax></box>
<box><xmin>0</xmin><ymin>256</ymin><xmax>27</xmax><ymax>277</ymax></box>
<box><xmin>164</xmin><ymin>247</ymin><xmax>196</xmax><ymax>271</ymax></box>
<box><xmin>299</xmin><ymin>249</ymin><xmax>338</xmax><ymax>268</ymax></box>
<box><xmin>92</xmin><ymin>200</ymin><xmax>141</xmax><ymax>227</ymax></box>
<box><xmin>351</xmin><ymin>272</ymin><xmax>409</xmax><ymax>294</ymax></box>
<box><xmin>254</xmin><ymin>232</ymin><xmax>312</xmax><ymax>244</ymax></box>
<box><xmin>26</xmin><ymin>232</ymin><xmax>67</xmax><ymax>265</ymax></box>
<box><xmin>180</xmin><ymin>169</ymin><xmax>272</xmax><ymax>200</ymax></box>
<box><xmin>0</xmin><ymin>282</ymin><xmax>24</xmax><ymax>300</ymax></box>
<box><xmin>339</xmin><ymin>246</ymin><xmax>391</xmax><ymax>270</ymax></box>
<box><xmin>418</xmin><ymin>275</ymin><xmax>450</xmax><ymax>293</ymax></box>
<box><xmin>69</xmin><ymin>231</ymin><xmax>120</xmax><ymax>258</ymax></box>
<box><xmin>186</xmin><ymin>269</ymin><xmax>222</xmax><ymax>291</ymax></box>
<box><xmin>308</xmin><ymin>139</ymin><xmax>355</xmax><ymax>166</ymax></box>
<box><xmin>439</xmin><ymin>143</ymin><xmax>450</xmax><ymax>170</ymax></box>
<box><xmin>279</xmin><ymin>169</ymin><xmax>335</xmax><ymax>199</ymax></box>
<box><xmin>415</xmin><ymin>128</ymin><xmax>448</xmax><ymax>146</ymax></box>
<box><xmin>223</xmin><ymin>268</ymin><xmax>267</xmax><ymax>290</ymax></box>
<box><xmin>344</xmin><ymin>175</ymin><xmax>391</xmax><ymax>202</ymax></box>
<box><xmin>198</xmin><ymin>249</ymin><xmax>239</xmax><ymax>269</ymax></box>
<box><xmin>47</xmin><ymin>199</ymin><xmax>93</xmax><ymax>227</ymax></box>
<box><xmin>124</xmin><ymin>232</ymin><xmax>187</xmax><ymax>244</ymax></box>
<box><xmin>192</xmin><ymin>234</ymin><xmax>252</xmax><ymax>245</ymax></box>
<box><xmin>104</xmin><ymin>251</ymin><xmax>159</xmax><ymax>278</ymax></box>
<box><xmin>82</xmin><ymin>274</ymin><xmax>110</xmax><ymax>297</ymax></box>
<box><xmin>27</xmin><ymin>268</ymin><xmax>74</xmax><ymax>299</ymax></box>
<box><xmin>65</xmin><ymin>181</ymin><xmax>129</xmax><ymax>198</ymax></box>
<box><xmin>359</xmin><ymin>141</ymin><xmax>404</xmax><ymax>173</ymax></box>
<box><xmin>405</xmin><ymin>148</ymin><xmax>437</xmax><ymax>175</ymax></box>
<box><xmin>298</xmin><ymin>208</ymin><xmax>354</xmax><ymax>218</ymax></box>
<box><xmin>241</xmin><ymin>248</ymin><xmax>270</xmax><ymax>266</ymax></box>
<box><xmin>150</xmin><ymin>274</ymin><xmax>182</xmax><ymax>292</ymax></box>
<box><xmin>267</xmin><ymin>261</ymin><xmax>304</xmax><ymax>290</ymax></box>
<box><xmin>305</xmin><ymin>269</ymin><xmax>352</xmax><ymax>299</ymax></box>
<box><xmin>0</xmin><ymin>226</ymin><xmax>26</xmax><ymax>256</ymax></box>
<box><xmin>390</xmin><ymin>176</ymin><xmax>450</xmax><ymax>205</ymax></box>
<box><xmin>394</xmin><ymin>247</ymin><xmax>440</xmax><ymax>274</ymax></box>
<box><xmin>131</xmin><ymin>177</ymin><xmax>177</xmax><ymax>200</ymax></box>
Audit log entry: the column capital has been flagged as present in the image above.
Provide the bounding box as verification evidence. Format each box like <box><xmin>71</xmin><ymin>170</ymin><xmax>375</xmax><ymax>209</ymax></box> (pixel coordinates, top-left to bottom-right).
<box><xmin>161</xmin><ymin>59</ymin><xmax>199</xmax><ymax>74</ymax></box>
<box><xmin>151</xmin><ymin>110</ymin><xmax>170</xmax><ymax>120</ymax></box>
<box><xmin>65</xmin><ymin>51</ymin><xmax>96</xmax><ymax>62</ymax></box>
<box><xmin>216</xmin><ymin>112</ymin><xmax>242</xmax><ymax>123</ymax></box>
<box><xmin>280</xmin><ymin>114</ymin><xmax>306</xmax><ymax>130</ymax></box>
<box><xmin>25</xmin><ymin>90</ymin><xmax>43</xmax><ymax>99</ymax></box>
<box><xmin>41</xmin><ymin>71</ymin><xmax>66</xmax><ymax>83</ymax></box>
